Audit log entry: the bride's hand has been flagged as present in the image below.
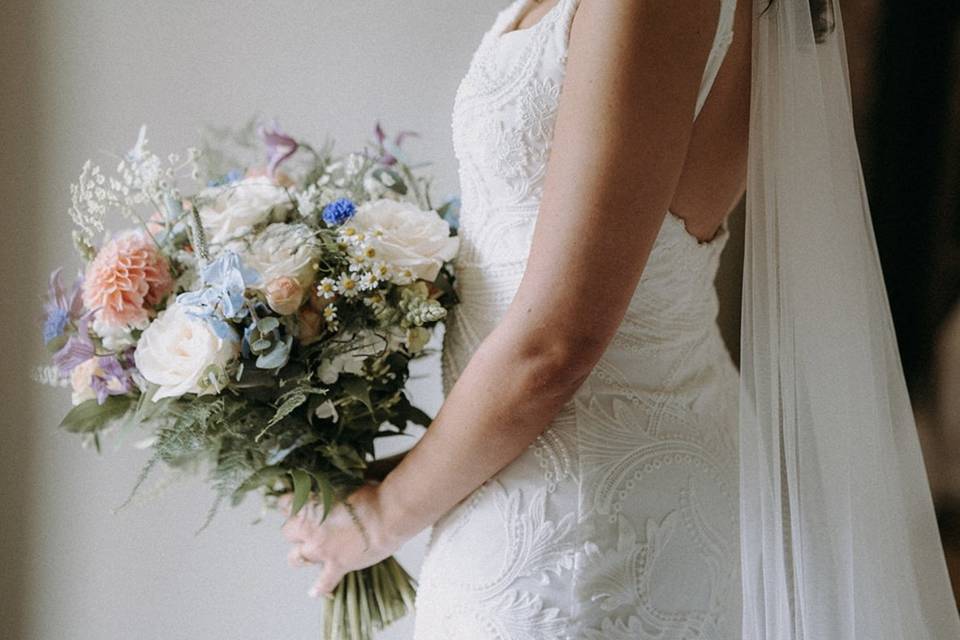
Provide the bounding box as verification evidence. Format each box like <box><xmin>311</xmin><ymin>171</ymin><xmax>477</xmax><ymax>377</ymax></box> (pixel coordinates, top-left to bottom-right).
<box><xmin>279</xmin><ymin>483</ymin><xmax>404</xmax><ymax>599</ymax></box>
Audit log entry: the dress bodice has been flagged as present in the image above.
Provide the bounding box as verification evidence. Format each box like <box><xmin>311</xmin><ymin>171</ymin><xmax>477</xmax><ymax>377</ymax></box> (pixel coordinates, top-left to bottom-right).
<box><xmin>445</xmin><ymin>0</ymin><xmax>738</xmax><ymax>391</ymax></box>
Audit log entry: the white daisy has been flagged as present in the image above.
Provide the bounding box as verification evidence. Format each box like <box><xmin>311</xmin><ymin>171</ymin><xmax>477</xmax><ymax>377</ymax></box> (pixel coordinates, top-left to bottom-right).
<box><xmin>317</xmin><ymin>277</ymin><xmax>337</xmax><ymax>299</ymax></box>
<box><xmin>337</xmin><ymin>273</ymin><xmax>360</xmax><ymax>297</ymax></box>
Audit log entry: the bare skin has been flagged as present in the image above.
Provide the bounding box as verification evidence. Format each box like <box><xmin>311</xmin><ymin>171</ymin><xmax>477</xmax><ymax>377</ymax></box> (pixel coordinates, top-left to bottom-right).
<box><xmin>282</xmin><ymin>0</ymin><xmax>752</xmax><ymax>598</ymax></box>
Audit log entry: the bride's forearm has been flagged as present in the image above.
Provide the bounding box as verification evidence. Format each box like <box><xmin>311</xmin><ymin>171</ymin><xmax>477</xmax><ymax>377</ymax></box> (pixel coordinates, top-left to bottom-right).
<box><xmin>374</xmin><ymin>321</ymin><xmax>593</xmax><ymax>543</ymax></box>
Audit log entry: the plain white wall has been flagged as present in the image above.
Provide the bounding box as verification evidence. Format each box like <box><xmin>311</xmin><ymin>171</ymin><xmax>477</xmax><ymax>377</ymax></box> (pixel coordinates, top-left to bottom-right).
<box><xmin>0</xmin><ymin>1</ymin><xmax>504</xmax><ymax>639</ymax></box>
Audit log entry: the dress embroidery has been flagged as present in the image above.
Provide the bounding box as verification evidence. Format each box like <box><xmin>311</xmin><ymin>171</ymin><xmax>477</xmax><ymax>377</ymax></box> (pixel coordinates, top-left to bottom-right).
<box><xmin>415</xmin><ymin>0</ymin><xmax>741</xmax><ymax>638</ymax></box>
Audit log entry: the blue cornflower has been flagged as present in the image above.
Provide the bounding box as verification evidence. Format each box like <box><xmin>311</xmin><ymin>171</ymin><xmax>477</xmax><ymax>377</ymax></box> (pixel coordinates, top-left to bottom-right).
<box><xmin>322</xmin><ymin>198</ymin><xmax>356</xmax><ymax>226</ymax></box>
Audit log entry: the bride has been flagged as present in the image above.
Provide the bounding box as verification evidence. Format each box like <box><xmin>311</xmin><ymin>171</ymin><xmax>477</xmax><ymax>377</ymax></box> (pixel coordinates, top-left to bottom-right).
<box><xmin>279</xmin><ymin>0</ymin><xmax>960</xmax><ymax>638</ymax></box>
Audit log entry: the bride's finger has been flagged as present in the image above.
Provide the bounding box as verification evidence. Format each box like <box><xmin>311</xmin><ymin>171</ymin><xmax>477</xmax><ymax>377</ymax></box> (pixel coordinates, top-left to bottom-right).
<box><xmin>308</xmin><ymin>561</ymin><xmax>343</xmax><ymax>599</ymax></box>
<box><xmin>280</xmin><ymin>515</ymin><xmax>307</xmax><ymax>543</ymax></box>
<box><xmin>287</xmin><ymin>545</ymin><xmax>312</xmax><ymax>568</ymax></box>
<box><xmin>277</xmin><ymin>493</ymin><xmax>294</xmax><ymax>515</ymax></box>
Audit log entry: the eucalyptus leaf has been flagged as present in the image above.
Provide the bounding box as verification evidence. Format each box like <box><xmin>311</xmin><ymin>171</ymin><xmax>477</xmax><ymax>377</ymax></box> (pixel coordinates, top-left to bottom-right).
<box><xmin>258</xmin><ymin>316</ymin><xmax>280</xmax><ymax>333</ymax></box>
<box><xmin>256</xmin><ymin>335</ymin><xmax>293</xmax><ymax>370</ymax></box>
<box><xmin>251</xmin><ymin>339</ymin><xmax>272</xmax><ymax>351</ymax></box>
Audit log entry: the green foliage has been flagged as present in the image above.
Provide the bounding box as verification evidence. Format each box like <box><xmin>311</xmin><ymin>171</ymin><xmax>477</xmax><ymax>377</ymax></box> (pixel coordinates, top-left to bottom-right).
<box><xmin>60</xmin><ymin>396</ymin><xmax>136</xmax><ymax>434</ymax></box>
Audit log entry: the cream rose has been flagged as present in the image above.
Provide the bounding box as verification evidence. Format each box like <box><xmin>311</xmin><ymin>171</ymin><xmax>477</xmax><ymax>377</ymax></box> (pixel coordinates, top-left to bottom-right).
<box><xmin>134</xmin><ymin>302</ymin><xmax>240</xmax><ymax>401</ymax></box>
<box><xmin>198</xmin><ymin>176</ymin><xmax>292</xmax><ymax>245</ymax></box>
<box><xmin>350</xmin><ymin>199</ymin><xmax>458</xmax><ymax>283</ymax></box>
<box><xmin>243</xmin><ymin>223</ymin><xmax>319</xmax><ymax>285</ymax></box>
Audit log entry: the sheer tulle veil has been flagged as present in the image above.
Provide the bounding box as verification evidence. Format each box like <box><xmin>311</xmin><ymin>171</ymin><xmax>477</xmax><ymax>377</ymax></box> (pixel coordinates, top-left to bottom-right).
<box><xmin>740</xmin><ymin>0</ymin><xmax>960</xmax><ymax>636</ymax></box>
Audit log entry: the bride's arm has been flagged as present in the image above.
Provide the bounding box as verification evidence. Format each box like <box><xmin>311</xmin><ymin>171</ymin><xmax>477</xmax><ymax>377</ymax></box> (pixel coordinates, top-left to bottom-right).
<box><xmin>283</xmin><ymin>0</ymin><xmax>723</xmax><ymax>596</ymax></box>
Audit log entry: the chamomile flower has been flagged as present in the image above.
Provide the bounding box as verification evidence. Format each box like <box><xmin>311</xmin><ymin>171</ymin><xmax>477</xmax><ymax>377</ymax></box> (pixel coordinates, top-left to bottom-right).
<box><xmin>349</xmin><ymin>241</ymin><xmax>379</xmax><ymax>270</ymax></box>
<box><xmin>337</xmin><ymin>225</ymin><xmax>364</xmax><ymax>246</ymax></box>
<box><xmin>393</xmin><ymin>267</ymin><xmax>415</xmax><ymax>285</ymax></box>
<box><xmin>359</xmin><ymin>271</ymin><xmax>380</xmax><ymax>291</ymax></box>
<box><xmin>363</xmin><ymin>291</ymin><xmax>386</xmax><ymax>308</ymax></box>
<box><xmin>322</xmin><ymin>304</ymin><xmax>339</xmax><ymax>331</ymax></box>
<box><xmin>337</xmin><ymin>273</ymin><xmax>360</xmax><ymax>297</ymax></box>
<box><xmin>369</xmin><ymin>261</ymin><xmax>392</xmax><ymax>282</ymax></box>
<box><xmin>317</xmin><ymin>277</ymin><xmax>338</xmax><ymax>299</ymax></box>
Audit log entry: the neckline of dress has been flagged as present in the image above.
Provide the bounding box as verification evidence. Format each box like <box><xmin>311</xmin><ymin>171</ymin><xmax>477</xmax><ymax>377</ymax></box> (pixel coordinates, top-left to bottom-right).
<box><xmin>497</xmin><ymin>0</ymin><xmax>564</xmax><ymax>39</ymax></box>
<box><xmin>664</xmin><ymin>210</ymin><xmax>729</xmax><ymax>249</ymax></box>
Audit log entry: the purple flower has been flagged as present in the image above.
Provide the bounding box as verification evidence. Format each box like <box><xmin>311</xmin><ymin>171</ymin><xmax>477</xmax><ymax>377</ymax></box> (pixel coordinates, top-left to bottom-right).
<box><xmin>89</xmin><ymin>352</ymin><xmax>136</xmax><ymax>404</ymax></box>
<box><xmin>322</xmin><ymin>198</ymin><xmax>356</xmax><ymax>226</ymax></box>
<box><xmin>52</xmin><ymin>310</ymin><xmax>96</xmax><ymax>374</ymax></box>
<box><xmin>259</xmin><ymin>122</ymin><xmax>298</xmax><ymax>178</ymax></box>
<box><xmin>374</xmin><ymin>121</ymin><xmax>418</xmax><ymax>166</ymax></box>
<box><xmin>43</xmin><ymin>268</ymin><xmax>84</xmax><ymax>344</ymax></box>
<box><xmin>68</xmin><ymin>349</ymin><xmax>137</xmax><ymax>405</ymax></box>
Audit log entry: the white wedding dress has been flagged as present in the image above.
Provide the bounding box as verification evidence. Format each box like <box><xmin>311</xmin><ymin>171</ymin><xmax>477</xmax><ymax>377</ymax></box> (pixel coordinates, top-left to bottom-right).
<box><xmin>413</xmin><ymin>0</ymin><xmax>742</xmax><ymax>637</ymax></box>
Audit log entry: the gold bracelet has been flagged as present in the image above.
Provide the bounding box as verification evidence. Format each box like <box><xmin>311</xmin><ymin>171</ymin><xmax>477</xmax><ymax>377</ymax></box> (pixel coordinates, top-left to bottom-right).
<box><xmin>343</xmin><ymin>499</ymin><xmax>372</xmax><ymax>552</ymax></box>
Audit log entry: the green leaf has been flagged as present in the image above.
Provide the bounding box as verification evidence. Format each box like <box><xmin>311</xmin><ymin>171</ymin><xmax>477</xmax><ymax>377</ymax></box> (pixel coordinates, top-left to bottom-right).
<box><xmin>341</xmin><ymin>376</ymin><xmax>374</xmax><ymax>414</ymax></box>
<box><xmin>290</xmin><ymin>469</ymin><xmax>312</xmax><ymax>516</ymax></box>
<box><xmin>394</xmin><ymin>394</ymin><xmax>433</xmax><ymax>428</ymax></box>
<box><xmin>311</xmin><ymin>471</ymin><xmax>336</xmax><ymax>524</ymax></box>
<box><xmin>59</xmin><ymin>396</ymin><xmax>135</xmax><ymax>434</ymax></box>
<box><xmin>267</xmin><ymin>391</ymin><xmax>307</xmax><ymax>428</ymax></box>
<box><xmin>257</xmin><ymin>316</ymin><xmax>280</xmax><ymax>333</ymax></box>
<box><xmin>233</xmin><ymin>465</ymin><xmax>286</xmax><ymax>500</ymax></box>
<box><xmin>370</xmin><ymin>167</ymin><xmax>407</xmax><ymax>195</ymax></box>
<box><xmin>323</xmin><ymin>443</ymin><xmax>366</xmax><ymax>477</ymax></box>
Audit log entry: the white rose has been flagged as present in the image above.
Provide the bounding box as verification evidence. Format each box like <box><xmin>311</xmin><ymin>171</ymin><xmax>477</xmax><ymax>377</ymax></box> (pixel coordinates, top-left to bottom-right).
<box><xmin>198</xmin><ymin>176</ymin><xmax>292</xmax><ymax>245</ymax></box>
<box><xmin>134</xmin><ymin>302</ymin><xmax>240</xmax><ymax>401</ymax></box>
<box><xmin>350</xmin><ymin>199</ymin><xmax>459</xmax><ymax>283</ymax></box>
<box><xmin>243</xmin><ymin>223</ymin><xmax>319</xmax><ymax>285</ymax></box>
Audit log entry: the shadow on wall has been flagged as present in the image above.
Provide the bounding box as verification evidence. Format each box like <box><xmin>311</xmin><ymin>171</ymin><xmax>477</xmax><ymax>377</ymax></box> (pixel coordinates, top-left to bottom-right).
<box><xmin>0</xmin><ymin>1</ymin><xmax>42</xmax><ymax>638</ymax></box>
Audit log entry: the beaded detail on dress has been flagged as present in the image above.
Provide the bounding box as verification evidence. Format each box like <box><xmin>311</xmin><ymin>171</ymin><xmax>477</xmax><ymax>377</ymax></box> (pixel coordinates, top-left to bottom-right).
<box><xmin>413</xmin><ymin>1</ymin><xmax>741</xmax><ymax>637</ymax></box>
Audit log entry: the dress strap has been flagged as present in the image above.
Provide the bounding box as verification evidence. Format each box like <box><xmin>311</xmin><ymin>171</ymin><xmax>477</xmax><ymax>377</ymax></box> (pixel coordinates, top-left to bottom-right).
<box><xmin>694</xmin><ymin>0</ymin><xmax>738</xmax><ymax>120</ymax></box>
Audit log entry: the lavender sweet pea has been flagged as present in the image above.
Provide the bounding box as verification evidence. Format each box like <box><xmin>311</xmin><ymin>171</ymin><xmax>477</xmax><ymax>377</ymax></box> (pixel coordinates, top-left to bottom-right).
<box><xmin>260</xmin><ymin>123</ymin><xmax>298</xmax><ymax>178</ymax></box>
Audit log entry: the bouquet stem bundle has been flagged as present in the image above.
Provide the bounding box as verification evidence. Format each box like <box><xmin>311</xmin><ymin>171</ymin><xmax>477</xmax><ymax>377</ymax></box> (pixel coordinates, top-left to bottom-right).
<box><xmin>322</xmin><ymin>558</ymin><xmax>416</xmax><ymax>640</ymax></box>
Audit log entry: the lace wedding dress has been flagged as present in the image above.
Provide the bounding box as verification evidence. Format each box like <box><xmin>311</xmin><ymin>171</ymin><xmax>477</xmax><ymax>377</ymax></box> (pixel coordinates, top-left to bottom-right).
<box><xmin>413</xmin><ymin>0</ymin><xmax>741</xmax><ymax>637</ymax></box>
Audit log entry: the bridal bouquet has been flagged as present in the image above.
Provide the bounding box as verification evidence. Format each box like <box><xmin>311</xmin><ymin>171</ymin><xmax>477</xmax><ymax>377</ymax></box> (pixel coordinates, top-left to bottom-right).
<box><xmin>37</xmin><ymin>121</ymin><xmax>459</xmax><ymax>639</ymax></box>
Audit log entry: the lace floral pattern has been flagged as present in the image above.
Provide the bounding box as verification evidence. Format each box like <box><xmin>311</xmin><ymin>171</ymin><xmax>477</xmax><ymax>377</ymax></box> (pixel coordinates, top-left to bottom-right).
<box><xmin>414</xmin><ymin>0</ymin><xmax>741</xmax><ymax>638</ymax></box>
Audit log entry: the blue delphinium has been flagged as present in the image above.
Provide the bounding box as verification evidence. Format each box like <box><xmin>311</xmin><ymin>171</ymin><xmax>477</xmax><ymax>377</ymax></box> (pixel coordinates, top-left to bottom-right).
<box><xmin>42</xmin><ymin>268</ymin><xmax>84</xmax><ymax>345</ymax></box>
<box><xmin>177</xmin><ymin>250</ymin><xmax>261</xmax><ymax>338</ymax></box>
<box><xmin>322</xmin><ymin>198</ymin><xmax>356</xmax><ymax>226</ymax></box>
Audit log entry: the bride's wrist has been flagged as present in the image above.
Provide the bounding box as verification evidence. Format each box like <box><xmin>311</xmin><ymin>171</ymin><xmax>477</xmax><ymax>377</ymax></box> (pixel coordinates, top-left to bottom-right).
<box><xmin>372</xmin><ymin>475</ymin><xmax>438</xmax><ymax>546</ymax></box>
<box><xmin>348</xmin><ymin>482</ymin><xmax>420</xmax><ymax>555</ymax></box>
